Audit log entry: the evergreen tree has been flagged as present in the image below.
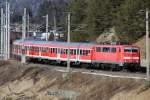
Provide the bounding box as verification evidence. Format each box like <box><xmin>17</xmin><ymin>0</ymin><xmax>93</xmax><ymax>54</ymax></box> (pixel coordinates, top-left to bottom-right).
<box><xmin>69</xmin><ymin>0</ymin><xmax>88</xmax><ymax>42</ymax></box>
<box><xmin>69</xmin><ymin>0</ymin><xmax>86</xmax><ymax>26</ymax></box>
<box><xmin>85</xmin><ymin>0</ymin><xmax>114</xmax><ymax>38</ymax></box>
<box><xmin>115</xmin><ymin>0</ymin><xmax>150</xmax><ymax>42</ymax></box>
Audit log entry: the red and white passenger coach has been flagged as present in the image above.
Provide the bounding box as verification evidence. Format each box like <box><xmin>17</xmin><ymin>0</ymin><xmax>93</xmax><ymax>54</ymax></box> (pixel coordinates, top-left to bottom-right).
<box><xmin>13</xmin><ymin>40</ymin><xmax>141</xmax><ymax>70</ymax></box>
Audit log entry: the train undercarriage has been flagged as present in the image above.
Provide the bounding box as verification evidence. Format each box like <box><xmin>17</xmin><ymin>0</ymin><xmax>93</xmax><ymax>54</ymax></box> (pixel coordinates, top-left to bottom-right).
<box><xmin>14</xmin><ymin>55</ymin><xmax>141</xmax><ymax>72</ymax></box>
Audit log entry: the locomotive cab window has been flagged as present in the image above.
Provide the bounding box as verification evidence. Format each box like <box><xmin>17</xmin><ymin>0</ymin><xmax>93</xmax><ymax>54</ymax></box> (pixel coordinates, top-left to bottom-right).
<box><xmin>111</xmin><ymin>48</ymin><xmax>116</xmax><ymax>53</ymax></box>
<box><xmin>96</xmin><ymin>47</ymin><xmax>101</xmax><ymax>52</ymax></box>
<box><xmin>124</xmin><ymin>48</ymin><xmax>131</xmax><ymax>52</ymax></box>
<box><xmin>103</xmin><ymin>47</ymin><xmax>110</xmax><ymax>52</ymax></box>
<box><xmin>132</xmin><ymin>48</ymin><xmax>138</xmax><ymax>53</ymax></box>
<box><xmin>124</xmin><ymin>48</ymin><xmax>138</xmax><ymax>53</ymax></box>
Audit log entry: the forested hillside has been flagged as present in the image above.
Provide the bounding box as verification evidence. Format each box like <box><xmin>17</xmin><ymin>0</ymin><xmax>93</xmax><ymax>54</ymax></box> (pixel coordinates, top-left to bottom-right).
<box><xmin>69</xmin><ymin>0</ymin><xmax>150</xmax><ymax>43</ymax></box>
<box><xmin>0</xmin><ymin>0</ymin><xmax>150</xmax><ymax>43</ymax></box>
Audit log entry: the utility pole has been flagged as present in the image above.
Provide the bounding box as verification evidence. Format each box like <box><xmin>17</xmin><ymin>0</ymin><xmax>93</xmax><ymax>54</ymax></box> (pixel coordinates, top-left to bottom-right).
<box><xmin>67</xmin><ymin>13</ymin><xmax>71</xmax><ymax>74</ymax></box>
<box><xmin>46</xmin><ymin>14</ymin><xmax>48</xmax><ymax>41</ymax></box>
<box><xmin>5</xmin><ymin>2</ymin><xmax>8</xmax><ymax>60</ymax></box>
<box><xmin>1</xmin><ymin>8</ymin><xmax>3</xmax><ymax>59</ymax></box>
<box><xmin>146</xmin><ymin>8</ymin><xmax>150</xmax><ymax>81</ymax></box>
<box><xmin>54</xmin><ymin>13</ymin><xmax>57</xmax><ymax>41</ymax></box>
<box><xmin>21</xmin><ymin>8</ymin><xmax>26</xmax><ymax>63</ymax></box>
<box><xmin>27</xmin><ymin>14</ymin><xmax>29</xmax><ymax>39</ymax></box>
<box><xmin>23</xmin><ymin>8</ymin><xmax>26</xmax><ymax>40</ymax></box>
<box><xmin>7</xmin><ymin>2</ymin><xmax>10</xmax><ymax>59</ymax></box>
<box><xmin>3</xmin><ymin>13</ymin><xmax>6</xmax><ymax>60</ymax></box>
<box><xmin>4</xmin><ymin>2</ymin><xmax>10</xmax><ymax>60</ymax></box>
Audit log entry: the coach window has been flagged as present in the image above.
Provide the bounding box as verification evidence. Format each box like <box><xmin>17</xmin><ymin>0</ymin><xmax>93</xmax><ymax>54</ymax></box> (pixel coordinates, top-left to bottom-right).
<box><xmin>37</xmin><ymin>47</ymin><xmax>40</xmax><ymax>52</ymax></box>
<box><xmin>31</xmin><ymin>46</ymin><xmax>33</xmax><ymax>51</ymax></box>
<box><xmin>96</xmin><ymin>47</ymin><xmax>101</xmax><ymax>52</ymax></box>
<box><xmin>32</xmin><ymin>47</ymin><xmax>35</xmax><ymax>51</ymax></box>
<box><xmin>25</xmin><ymin>46</ymin><xmax>28</xmax><ymax>51</ymax></box>
<box><xmin>83</xmin><ymin>50</ymin><xmax>87</xmax><ymax>55</ymax></box>
<box><xmin>61</xmin><ymin>49</ymin><xmax>64</xmax><ymax>54</ymax></box>
<box><xmin>74</xmin><ymin>49</ymin><xmax>76</xmax><ymax>55</ymax></box>
<box><xmin>29</xmin><ymin>46</ymin><xmax>32</xmax><ymax>50</ymax></box>
<box><xmin>47</xmin><ymin>48</ymin><xmax>49</xmax><ymax>52</ymax></box>
<box><xmin>81</xmin><ymin>50</ymin><xmax>84</xmax><ymax>55</ymax></box>
<box><xmin>50</xmin><ymin>48</ymin><xmax>52</xmax><ymax>53</ymax></box>
<box><xmin>85</xmin><ymin>50</ymin><xmax>90</xmax><ymax>56</ymax></box>
<box><xmin>35</xmin><ymin>47</ymin><xmax>38</xmax><ymax>52</ymax></box>
<box><xmin>42</xmin><ymin>47</ymin><xmax>47</xmax><ymax>52</ymax></box>
<box><xmin>103</xmin><ymin>47</ymin><xmax>110</xmax><ymax>52</ymax></box>
<box><xmin>18</xmin><ymin>45</ymin><xmax>20</xmax><ymax>50</ymax></box>
<box><xmin>84</xmin><ymin>50</ymin><xmax>87</xmax><ymax>55</ymax></box>
<box><xmin>32</xmin><ymin>47</ymin><xmax>34</xmax><ymax>51</ymax></box>
<box><xmin>66</xmin><ymin>49</ymin><xmax>68</xmax><ymax>54</ymax></box>
<box><xmin>63</xmin><ymin>49</ymin><xmax>66</xmax><ymax>54</ymax></box>
<box><xmin>60</xmin><ymin>49</ymin><xmax>62</xmax><ymax>54</ymax></box>
<box><xmin>57</xmin><ymin>48</ymin><xmax>60</xmax><ymax>54</ymax></box>
<box><xmin>87</xmin><ymin>50</ymin><xmax>90</xmax><ymax>55</ymax></box>
<box><xmin>52</xmin><ymin>48</ymin><xmax>53</xmax><ymax>53</ymax></box>
<box><xmin>54</xmin><ymin>48</ymin><xmax>57</xmax><ymax>54</ymax></box>
<box><xmin>51</xmin><ymin>48</ymin><xmax>54</xmax><ymax>53</ymax></box>
<box><xmin>60</xmin><ymin>49</ymin><xmax>63</xmax><ymax>54</ymax></box>
<box><xmin>80</xmin><ymin>50</ymin><xmax>83</xmax><ymax>55</ymax></box>
<box><xmin>70</xmin><ymin>49</ymin><xmax>73</xmax><ymax>54</ymax></box>
<box><xmin>34</xmin><ymin>47</ymin><xmax>37</xmax><ymax>51</ymax></box>
<box><xmin>85</xmin><ymin>50</ymin><xmax>87</xmax><ymax>55</ymax></box>
<box><xmin>111</xmin><ymin>48</ymin><xmax>116</xmax><ymax>53</ymax></box>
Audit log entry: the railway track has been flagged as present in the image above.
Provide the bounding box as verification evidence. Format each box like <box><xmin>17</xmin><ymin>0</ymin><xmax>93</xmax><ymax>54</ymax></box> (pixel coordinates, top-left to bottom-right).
<box><xmin>11</xmin><ymin>59</ymin><xmax>147</xmax><ymax>80</ymax></box>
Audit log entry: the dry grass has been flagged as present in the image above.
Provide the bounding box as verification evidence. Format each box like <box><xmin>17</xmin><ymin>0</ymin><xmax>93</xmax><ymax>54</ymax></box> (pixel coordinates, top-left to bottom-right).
<box><xmin>0</xmin><ymin>61</ymin><xmax>144</xmax><ymax>100</ymax></box>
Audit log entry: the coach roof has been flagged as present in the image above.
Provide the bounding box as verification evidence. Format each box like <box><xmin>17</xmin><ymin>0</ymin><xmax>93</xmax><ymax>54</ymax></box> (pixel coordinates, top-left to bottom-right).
<box><xmin>13</xmin><ymin>39</ymin><xmax>95</xmax><ymax>47</ymax></box>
